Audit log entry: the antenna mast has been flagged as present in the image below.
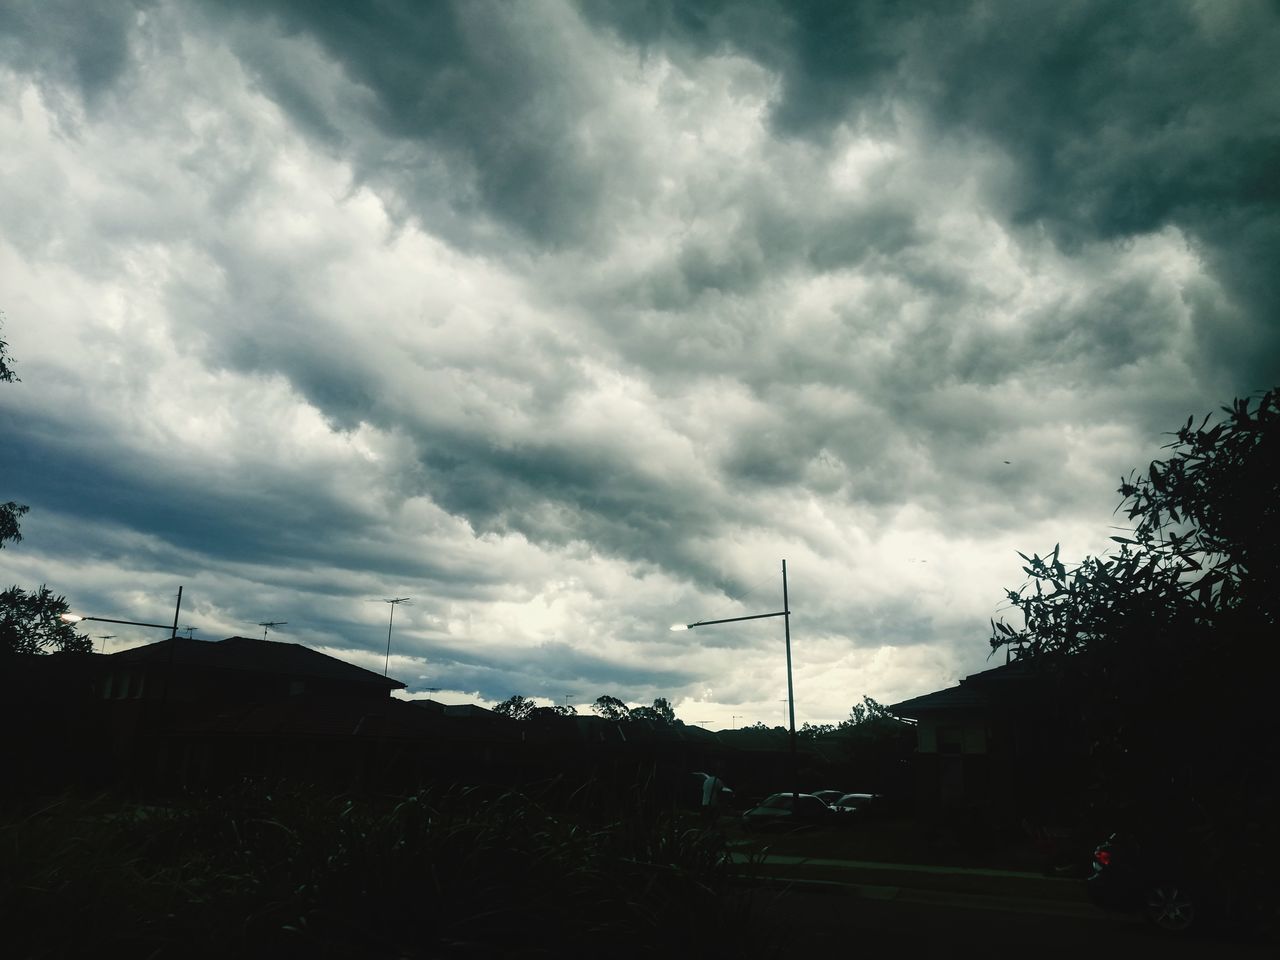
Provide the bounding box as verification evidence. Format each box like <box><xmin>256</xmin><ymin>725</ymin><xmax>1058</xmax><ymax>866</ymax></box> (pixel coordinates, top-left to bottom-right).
<box><xmin>380</xmin><ymin>598</ymin><xmax>411</xmax><ymax>676</ymax></box>
<box><xmin>258</xmin><ymin>621</ymin><xmax>287</xmax><ymax>640</ymax></box>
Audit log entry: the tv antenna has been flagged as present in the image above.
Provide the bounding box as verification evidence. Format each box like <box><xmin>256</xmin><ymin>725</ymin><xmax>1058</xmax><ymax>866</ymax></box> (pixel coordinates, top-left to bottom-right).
<box><xmin>374</xmin><ymin>598</ymin><xmax>411</xmax><ymax>676</ymax></box>
<box><xmin>181</xmin><ymin>626</ymin><xmax>197</xmax><ymax>639</ymax></box>
<box><xmin>96</xmin><ymin>635</ymin><xmax>115</xmax><ymax>654</ymax></box>
<box><xmin>258</xmin><ymin>621</ymin><xmax>287</xmax><ymax>639</ymax></box>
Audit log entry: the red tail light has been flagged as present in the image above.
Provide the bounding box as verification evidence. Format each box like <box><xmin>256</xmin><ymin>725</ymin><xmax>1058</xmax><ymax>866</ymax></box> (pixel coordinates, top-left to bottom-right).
<box><xmin>1093</xmin><ymin>849</ymin><xmax>1112</xmax><ymax>867</ymax></box>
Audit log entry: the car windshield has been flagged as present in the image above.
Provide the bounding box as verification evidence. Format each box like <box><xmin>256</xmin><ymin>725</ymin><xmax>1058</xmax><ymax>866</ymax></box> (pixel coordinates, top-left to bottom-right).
<box><xmin>760</xmin><ymin>795</ymin><xmax>793</xmax><ymax>810</ymax></box>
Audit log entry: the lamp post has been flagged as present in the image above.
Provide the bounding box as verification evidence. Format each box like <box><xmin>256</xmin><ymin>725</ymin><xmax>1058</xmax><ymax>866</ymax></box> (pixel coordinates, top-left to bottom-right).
<box><xmin>673</xmin><ymin>560</ymin><xmax>797</xmax><ymax>799</ymax></box>
<box><xmin>62</xmin><ymin>585</ymin><xmax>185</xmax><ymax>637</ymax></box>
<box><xmin>61</xmin><ymin>614</ymin><xmax>177</xmax><ymax>631</ymax></box>
<box><xmin>60</xmin><ymin>586</ymin><xmax>187</xmax><ymax>702</ymax></box>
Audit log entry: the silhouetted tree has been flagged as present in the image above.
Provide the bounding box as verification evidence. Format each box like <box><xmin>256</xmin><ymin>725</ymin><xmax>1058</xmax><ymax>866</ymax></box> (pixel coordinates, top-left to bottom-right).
<box><xmin>552</xmin><ymin>704</ymin><xmax>578</xmax><ymax>717</ymax></box>
<box><xmin>591</xmin><ymin>695</ymin><xmax>630</xmax><ymax>721</ymax></box>
<box><xmin>1</xmin><ymin>320</ymin><xmax>28</xmax><ymax>550</ymax></box>
<box><xmin>0</xmin><ymin>317</ymin><xmax>15</xmax><ymax>384</ymax></box>
<box><xmin>631</xmin><ymin>697</ymin><xmax>678</xmax><ymax>725</ymax></box>
<box><xmin>989</xmin><ymin>388</ymin><xmax>1280</xmax><ymax>827</ymax></box>
<box><xmin>652</xmin><ymin>697</ymin><xmax>676</xmax><ymax>723</ymax></box>
<box><xmin>0</xmin><ymin>501</ymin><xmax>26</xmax><ymax>550</ymax></box>
<box><xmin>797</xmin><ymin>722</ymin><xmax>835</xmax><ymax>740</ymax></box>
<box><xmin>839</xmin><ymin>696</ymin><xmax>894</xmax><ymax>730</ymax></box>
<box><xmin>1</xmin><ymin>585</ymin><xmax>89</xmax><ymax>655</ymax></box>
<box><xmin>493</xmin><ymin>695</ymin><xmax>535</xmax><ymax>720</ymax></box>
<box><xmin>991</xmin><ymin>388</ymin><xmax>1278</xmax><ymax>662</ymax></box>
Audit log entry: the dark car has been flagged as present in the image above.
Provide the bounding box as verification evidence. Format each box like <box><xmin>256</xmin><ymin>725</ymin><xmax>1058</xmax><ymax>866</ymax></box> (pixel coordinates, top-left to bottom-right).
<box><xmin>829</xmin><ymin>792</ymin><xmax>884</xmax><ymax>817</ymax></box>
<box><xmin>1089</xmin><ymin>833</ymin><xmax>1203</xmax><ymax>933</ymax></box>
<box><xmin>810</xmin><ymin>790</ymin><xmax>845</xmax><ymax>806</ymax></box>
<box><xmin>742</xmin><ymin>792</ymin><xmax>837</xmax><ymax>831</ymax></box>
<box><xmin>1088</xmin><ymin>828</ymin><xmax>1270</xmax><ymax>937</ymax></box>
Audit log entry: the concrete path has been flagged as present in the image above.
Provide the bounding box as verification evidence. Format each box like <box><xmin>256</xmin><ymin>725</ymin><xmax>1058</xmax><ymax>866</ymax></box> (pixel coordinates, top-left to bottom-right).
<box><xmin>729</xmin><ymin>850</ymin><xmax>1102</xmax><ymax>919</ymax></box>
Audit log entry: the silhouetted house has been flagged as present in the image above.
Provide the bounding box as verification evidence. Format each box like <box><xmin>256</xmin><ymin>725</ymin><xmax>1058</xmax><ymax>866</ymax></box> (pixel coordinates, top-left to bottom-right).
<box><xmin>67</xmin><ymin>637</ymin><xmax>405</xmax><ymax>790</ymax></box>
<box><xmin>890</xmin><ymin>660</ymin><xmax>1085</xmax><ymax>814</ymax></box>
<box><xmin>171</xmin><ymin>694</ymin><xmax>528</xmax><ymax>790</ymax></box>
<box><xmin>1</xmin><ymin>651</ymin><xmax>109</xmax><ymax>795</ymax></box>
<box><xmin>98</xmin><ymin>636</ymin><xmax>404</xmax><ymax>704</ymax></box>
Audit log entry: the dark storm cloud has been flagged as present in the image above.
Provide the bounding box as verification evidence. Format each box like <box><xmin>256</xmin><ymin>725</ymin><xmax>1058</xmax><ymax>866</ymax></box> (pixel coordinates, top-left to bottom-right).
<box><xmin>585</xmin><ymin>0</ymin><xmax>1280</xmax><ymax>384</ymax></box>
<box><xmin>0</xmin><ymin>0</ymin><xmax>142</xmax><ymax>105</ymax></box>
<box><xmin>190</xmin><ymin>0</ymin><xmax>1279</xmax><ymax>544</ymax></box>
<box><xmin>0</xmin><ymin>408</ymin><xmax>515</xmax><ymax>599</ymax></box>
<box><xmin>908</xmin><ymin>2</ymin><xmax>1280</xmax><ymax>387</ymax></box>
<box><xmin>407</xmin><ymin>427</ymin><xmax>747</xmax><ymax>588</ymax></box>
<box><xmin>424</xmin><ymin>639</ymin><xmax>694</xmax><ymax>703</ymax></box>
<box><xmin>614</xmin><ymin>195</ymin><xmax>920</xmax><ymax>315</ymax></box>
<box><xmin>581</xmin><ymin>0</ymin><xmax>914</xmax><ymax>136</ymax></box>
<box><xmin>215</xmin><ymin>0</ymin><xmax>633</xmax><ymax>248</ymax></box>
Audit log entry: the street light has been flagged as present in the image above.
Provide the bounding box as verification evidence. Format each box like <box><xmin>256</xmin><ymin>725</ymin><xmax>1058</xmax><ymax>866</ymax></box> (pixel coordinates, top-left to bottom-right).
<box><xmin>60</xmin><ymin>587</ymin><xmax>188</xmax><ymax>702</ymax></box>
<box><xmin>60</xmin><ymin>585</ymin><xmax>186</xmax><ymax>639</ymax></box>
<box><xmin>61</xmin><ymin>614</ymin><xmax>177</xmax><ymax>631</ymax></box>
<box><xmin>674</xmin><ymin>559</ymin><xmax>798</xmax><ymax>799</ymax></box>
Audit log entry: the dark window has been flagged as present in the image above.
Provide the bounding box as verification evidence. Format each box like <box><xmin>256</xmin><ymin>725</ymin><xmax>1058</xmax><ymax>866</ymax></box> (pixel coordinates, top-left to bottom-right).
<box><xmin>938</xmin><ymin>725</ymin><xmax>963</xmax><ymax>754</ymax></box>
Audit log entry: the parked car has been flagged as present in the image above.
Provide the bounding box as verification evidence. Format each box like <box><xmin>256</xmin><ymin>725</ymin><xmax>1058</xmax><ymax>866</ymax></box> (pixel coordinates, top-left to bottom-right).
<box><xmin>829</xmin><ymin>792</ymin><xmax>884</xmax><ymax>817</ymax></box>
<box><xmin>1088</xmin><ymin>827</ymin><xmax>1270</xmax><ymax>937</ymax></box>
<box><xmin>1089</xmin><ymin>832</ymin><xmax>1201</xmax><ymax>933</ymax></box>
<box><xmin>810</xmin><ymin>790</ymin><xmax>845</xmax><ymax>806</ymax></box>
<box><xmin>742</xmin><ymin>792</ymin><xmax>837</xmax><ymax>831</ymax></box>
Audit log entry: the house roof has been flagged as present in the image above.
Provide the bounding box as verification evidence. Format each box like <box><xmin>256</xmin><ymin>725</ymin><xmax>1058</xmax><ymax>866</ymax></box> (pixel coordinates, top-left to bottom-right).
<box><xmin>889</xmin><ymin>658</ymin><xmax>1042</xmax><ymax>718</ymax></box>
<box><xmin>106</xmin><ymin>636</ymin><xmax>405</xmax><ymax>690</ymax></box>
<box><xmin>180</xmin><ymin>696</ymin><xmax>459</xmax><ymax>739</ymax></box>
<box><xmin>890</xmin><ymin>683</ymin><xmax>989</xmax><ymax>717</ymax></box>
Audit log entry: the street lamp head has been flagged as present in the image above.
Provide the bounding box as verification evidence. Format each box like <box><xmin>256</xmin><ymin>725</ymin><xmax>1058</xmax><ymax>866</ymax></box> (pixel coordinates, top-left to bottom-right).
<box><xmin>669</xmin><ymin>623</ymin><xmax>689</xmax><ymax>632</ymax></box>
<box><xmin>60</xmin><ymin>614</ymin><xmax>84</xmax><ymax>623</ymax></box>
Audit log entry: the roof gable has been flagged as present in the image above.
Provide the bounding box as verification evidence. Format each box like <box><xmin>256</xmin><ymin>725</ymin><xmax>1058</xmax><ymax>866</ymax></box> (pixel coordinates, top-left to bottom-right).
<box><xmin>107</xmin><ymin>636</ymin><xmax>404</xmax><ymax>690</ymax></box>
<box><xmin>890</xmin><ymin>659</ymin><xmax>1043</xmax><ymax>717</ymax></box>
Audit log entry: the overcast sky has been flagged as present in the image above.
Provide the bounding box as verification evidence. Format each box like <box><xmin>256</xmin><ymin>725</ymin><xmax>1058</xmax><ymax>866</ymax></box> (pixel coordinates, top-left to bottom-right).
<box><xmin>2</xmin><ymin>0</ymin><xmax>1277</xmax><ymax>727</ymax></box>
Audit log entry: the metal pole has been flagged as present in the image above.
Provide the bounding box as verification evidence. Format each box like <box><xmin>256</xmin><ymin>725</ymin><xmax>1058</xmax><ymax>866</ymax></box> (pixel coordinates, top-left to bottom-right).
<box><xmin>164</xmin><ymin>585</ymin><xmax>183</xmax><ymax>704</ymax></box>
<box><xmin>684</xmin><ymin>610</ymin><xmax>789</xmax><ymax>629</ymax></box>
<box><xmin>171</xmin><ymin>585</ymin><xmax>182</xmax><ymax>639</ymax></box>
<box><xmin>783</xmin><ymin>559</ymin><xmax>797</xmax><ymax>801</ymax></box>
<box><xmin>384</xmin><ymin>603</ymin><xmax>395</xmax><ymax>676</ymax></box>
<box><xmin>382</xmin><ymin>597</ymin><xmax>409</xmax><ymax>676</ymax></box>
<box><xmin>73</xmin><ymin>616</ymin><xmax>176</xmax><ymax>630</ymax></box>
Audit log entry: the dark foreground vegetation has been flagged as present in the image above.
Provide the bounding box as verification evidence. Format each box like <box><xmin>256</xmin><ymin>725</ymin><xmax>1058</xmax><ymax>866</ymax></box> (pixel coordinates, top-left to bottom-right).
<box><xmin>1</xmin><ymin>777</ymin><xmax>774</xmax><ymax>959</ymax></box>
<box><xmin>989</xmin><ymin>386</ymin><xmax>1280</xmax><ymax>937</ymax></box>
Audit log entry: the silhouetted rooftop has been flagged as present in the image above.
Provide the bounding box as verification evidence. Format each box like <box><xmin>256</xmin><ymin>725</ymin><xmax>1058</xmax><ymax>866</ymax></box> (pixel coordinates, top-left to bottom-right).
<box><xmin>890</xmin><ymin>659</ymin><xmax>1042</xmax><ymax>717</ymax></box>
<box><xmin>106</xmin><ymin>636</ymin><xmax>405</xmax><ymax>691</ymax></box>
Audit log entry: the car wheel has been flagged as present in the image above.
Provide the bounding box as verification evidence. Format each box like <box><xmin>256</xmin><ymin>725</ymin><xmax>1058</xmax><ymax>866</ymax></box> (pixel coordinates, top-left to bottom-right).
<box><xmin>1144</xmin><ymin>882</ymin><xmax>1197</xmax><ymax>933</ymax></box>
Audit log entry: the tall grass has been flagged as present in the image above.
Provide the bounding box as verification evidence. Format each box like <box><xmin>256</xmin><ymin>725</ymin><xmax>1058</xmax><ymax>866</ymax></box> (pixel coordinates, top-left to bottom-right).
<box><xmin>1</xmin><ymin>777</ymin><xmax>777</xmax><ymax>958</ymax></box>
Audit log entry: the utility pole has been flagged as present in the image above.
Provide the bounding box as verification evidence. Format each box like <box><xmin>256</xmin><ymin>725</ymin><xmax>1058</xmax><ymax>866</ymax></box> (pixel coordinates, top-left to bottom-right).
<box><xmin>674</xmin><ymin>560</ymin><xmax>797</xmax><ymax>799</ymax></box>
<box><xmin>381</xmin><ymin>598</ymin><xmax>411</xmax><ymax>676</ymax></box>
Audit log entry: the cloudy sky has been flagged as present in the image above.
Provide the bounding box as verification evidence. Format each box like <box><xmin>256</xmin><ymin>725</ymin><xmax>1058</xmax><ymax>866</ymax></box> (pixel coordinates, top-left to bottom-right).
<box><xmin>2</xmin><ymin>0</ymin><xmax>1277</xmax><ymax>727</ymax></box>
